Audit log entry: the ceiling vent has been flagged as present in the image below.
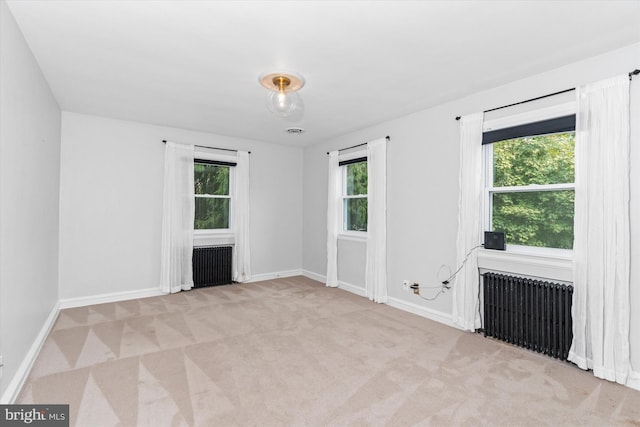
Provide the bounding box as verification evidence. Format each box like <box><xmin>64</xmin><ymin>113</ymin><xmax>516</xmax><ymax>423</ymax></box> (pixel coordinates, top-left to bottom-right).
<box><xmin>286</xmin><ymin>127</ymin><xmax>305</xmax><ymax>135</ymax></box>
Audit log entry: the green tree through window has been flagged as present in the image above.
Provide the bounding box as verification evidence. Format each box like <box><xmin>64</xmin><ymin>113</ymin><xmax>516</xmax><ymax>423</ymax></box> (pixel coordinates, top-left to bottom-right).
<box><xmin>194</xmin><ymin>162</ymin><xmax>230</xmax><ymax>229</ymax></box>
<box><xmin>490</xmin><ymin>132</ymin><xmax>575</xmax><ymax>249</ymax></box>
<box><xmin>343</xmin><ymin>161</ymin><xmax>367</xmax><ymax>231</ymax></box>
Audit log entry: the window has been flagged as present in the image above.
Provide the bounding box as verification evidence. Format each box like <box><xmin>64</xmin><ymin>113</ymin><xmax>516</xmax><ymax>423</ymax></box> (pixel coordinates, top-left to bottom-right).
<box><xmin>484</xmin><ymin>115</ymin><xmax>575</xmax><ymax>250</ymax></box>
<box><xmin>194</xmin><ymin>160</ymin><xmax>234</xmax><ymax>230</ymax></box>
<box><xmin>341</xmin><ymin>157</ymin><xmax>367</xmax><ymax>232</ymax></box>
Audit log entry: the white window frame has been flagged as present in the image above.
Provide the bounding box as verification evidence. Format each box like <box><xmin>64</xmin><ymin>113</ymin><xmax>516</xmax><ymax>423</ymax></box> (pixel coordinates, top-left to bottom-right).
<box><xmin>482</xmin><ymin>102</ymin><xmax>575</xmax><ymax>258</ymax></box>
<box><xmin>193</xmin><ymin>152</ymin><xmax>236</xmax><ymax>241</ymax></box>
<box><xmin>338</xmin><ymin>150</ymin><xmax>367</xmax><ymax>238</ymax></box>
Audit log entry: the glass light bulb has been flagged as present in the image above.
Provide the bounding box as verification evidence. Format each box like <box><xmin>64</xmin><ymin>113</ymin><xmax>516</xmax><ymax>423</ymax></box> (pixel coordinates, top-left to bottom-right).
<box><xmin>266</xmin><ymin>91</ymin><xmax>300</xmax><ymax>118</ymax></box>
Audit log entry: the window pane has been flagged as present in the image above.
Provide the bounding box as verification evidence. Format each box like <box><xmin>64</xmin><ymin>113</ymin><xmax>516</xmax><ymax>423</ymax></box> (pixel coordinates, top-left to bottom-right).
<box><xmin>492</xmin><ymin>190</ymin><xmax>574</xmax><ymax>249</ymax></box>
<box><xmin>195</xmin><ymin>164</ymin><xmax>230</xmax><ymax>195</ymax></box>
<box><xmin>346</xmin><ymin>162</ymin><xmax>367</xmax><ymax>195</ymax></box>
<box><xmin>493</xmin><ymin>132</ymin><xmax>575</xmax><ymax>187</ymax></box>
<box><xmin>195</xmin><ymin>198</ymin><xmax>229</xmax><ymax>229</ymax></box>
<box><xmin>344</xmin><ymin>198</ymin><xmax>367</xmax><ymax>231</ymax></box>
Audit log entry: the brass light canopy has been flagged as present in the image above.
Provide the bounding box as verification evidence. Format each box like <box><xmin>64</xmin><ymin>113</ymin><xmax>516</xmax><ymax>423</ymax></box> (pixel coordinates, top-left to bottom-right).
<box><xmin>259</xmin><ymin>72</ymin><xmax>305</xmax><ymax>118</ymax></box>
<box><xmin>274</xmin><ymin>76</ymin><xmax>291</xmax><ymax>91</ymax></box>
<box><xmin>259</xmin><ymin>72</ymin><xmax>305</xmax><ymax>92</ymax></box>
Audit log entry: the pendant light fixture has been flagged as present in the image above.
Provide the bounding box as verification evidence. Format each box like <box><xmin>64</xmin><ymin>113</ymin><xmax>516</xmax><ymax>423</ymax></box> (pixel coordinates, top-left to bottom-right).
<box><xmin>259</xmin><ymin>72</ymin><xmax>305</xmax><ymax>118</ymax></box>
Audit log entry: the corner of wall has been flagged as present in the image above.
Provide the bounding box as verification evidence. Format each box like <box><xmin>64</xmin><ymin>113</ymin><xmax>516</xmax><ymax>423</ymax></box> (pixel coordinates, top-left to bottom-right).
<box><xmin>0</xmin><ymin>0</ymin><xmax>62</xmax><ymax>400</ymax></box>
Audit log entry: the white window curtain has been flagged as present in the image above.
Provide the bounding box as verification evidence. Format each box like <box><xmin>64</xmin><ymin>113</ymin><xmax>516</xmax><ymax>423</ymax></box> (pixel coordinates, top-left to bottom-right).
<box><xmin>326</xmin><ymin>151</ymin><xmax>340</xmax><ymax>287</ymax></box>
<box><xmin>233</xmin><ymin>151</ymin><xmax>252</xmax><ymax>283</ymax></box>
<box><xmin>452</xmin><ymin>112</ymin><xmax>484</xmax><ymax>330</ymax></box>
<box><xmin>365</xmin><ymin>138</ymin><xmax>388</xmax><ymax>303</ymax></box>
<box><xmin>569</xmin><ymin>75</ymin><xmax>631</xmax><ymax>385</ymax></box>
<box><xmin>160</xmin><ymin>142</ymin><xmax>195</xmax><ymax>294</ymax></box>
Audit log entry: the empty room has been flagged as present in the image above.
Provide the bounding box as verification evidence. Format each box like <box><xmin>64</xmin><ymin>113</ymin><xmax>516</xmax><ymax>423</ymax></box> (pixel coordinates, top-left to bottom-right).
<box><xmin>2</xmin><ymin>0</ymin><xmax>640</xmax><ymax>425</ymax></box>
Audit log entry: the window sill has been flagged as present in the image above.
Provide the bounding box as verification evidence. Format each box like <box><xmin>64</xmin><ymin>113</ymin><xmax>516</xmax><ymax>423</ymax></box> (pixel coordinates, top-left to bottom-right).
<box><xmin>477</xmin><ymin>247</ymin><xmax>572</xmax><ymax>283</ymax></box>
<box><xmin>194</xmin><ymin>231</ymin><xmax>235</xmax><ymax>247</ymax></box>
<box><xmin>338</xmin><ymin>232</ymin><xmax>367</xmax><ymax>243</ymax></box>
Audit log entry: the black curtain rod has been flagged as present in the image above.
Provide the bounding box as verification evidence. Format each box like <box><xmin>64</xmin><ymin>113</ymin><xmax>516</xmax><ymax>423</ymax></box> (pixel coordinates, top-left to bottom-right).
<box><xmin>455</xmin><ymin>88</ymin><xmax>574</xmax><ymax>121</ymax></box>
<box><xmin>162</xmin><ymin>140</ymin><xmax>250</xmax><ymax>154</ymax></box>
<box><xmin>455</xmin><ymin>68</ymin><xmax>640</xmax><ymax>121</ymax></box>
<box><xmin>326</xmin><ymin>136</ymin><xmax>390</xmax><ymax>155</ymax></box>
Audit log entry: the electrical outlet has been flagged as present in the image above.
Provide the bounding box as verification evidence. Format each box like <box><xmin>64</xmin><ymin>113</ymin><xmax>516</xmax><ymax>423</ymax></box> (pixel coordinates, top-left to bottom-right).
<box><xmin>402</xmin><ymin>280</ymin><xmax>409</xmax><ymax>290</ymax></box>
<box><xmin>410</xmin><ymin>283</ymin><xmax>420</xmax><ymax>295</ymax></box>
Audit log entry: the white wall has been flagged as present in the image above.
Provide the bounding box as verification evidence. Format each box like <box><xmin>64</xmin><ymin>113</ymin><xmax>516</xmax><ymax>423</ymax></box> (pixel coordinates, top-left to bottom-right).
<box><xmin>59</xmin><ymin>112</ymin><xmax>303</xmax><ymax>300</ymax></box>
<box><xmin>0</xmin><ymin>0</ymin><xmax>61</xmax><ymax>400</ymax></box>
<box><xmin>303</xmin><ymin>43</ymin><xmax>640</xmax><ymax>370</ymax></box>
<box><xmin>302</xmin><ymin>95</ymin><xmax>461</xmax><ymax>316</ymax></box>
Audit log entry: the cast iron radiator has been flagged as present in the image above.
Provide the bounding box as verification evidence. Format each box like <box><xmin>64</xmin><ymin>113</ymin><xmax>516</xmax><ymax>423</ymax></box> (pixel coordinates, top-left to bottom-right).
<box><xmin>192</xmin><ymin>246</ymin><xmax>233</xmax><ymax>287</ymax></box>
<box><xmin>482</xmin><ymin>272</ymin><xmax>573</xmax><ymax>360</ymax></box>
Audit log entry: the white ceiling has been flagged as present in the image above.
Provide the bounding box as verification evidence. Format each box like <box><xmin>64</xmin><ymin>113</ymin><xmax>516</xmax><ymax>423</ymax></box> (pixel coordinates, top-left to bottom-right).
<box><xmin>6</xmin><ymin>0</ymin><xmax>640</xmax><ymax>146</ymax></box>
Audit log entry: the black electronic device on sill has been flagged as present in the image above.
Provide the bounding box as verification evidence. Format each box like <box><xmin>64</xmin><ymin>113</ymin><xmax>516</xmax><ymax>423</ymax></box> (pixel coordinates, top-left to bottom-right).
<box><xmin>484</xmin><ymin>231</ymin><xmax>506</xmax><ymax>250</ymax></box>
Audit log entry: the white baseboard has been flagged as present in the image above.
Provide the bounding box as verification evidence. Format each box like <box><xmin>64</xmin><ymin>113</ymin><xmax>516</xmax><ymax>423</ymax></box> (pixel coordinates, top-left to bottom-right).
<box><xmin>386</xmin><ymin>296</ymin><xmax>460</xmax><ymax>330</ymax></box>
<box><xmin>300</xmin><ymin>270</ymin><xmax>455</xmax><ymax>326</ymax></box>
<box><xmin>301</xmin><ymin>269</ymin><xmax>325</xmax><ymax>283</ymax></box>
<box><xmin>246</xmin><ymin>269</ymin><xmax>303</xmax><ymax>283</ymax></box>
<box><xmin>338</xmin><ymin>281</ymin><xmax>366</xmax><ymax>297</ymax></box>
<box><xmin>59</xmin><ymin>287</ymin><xmax>165</xmax><ymax>309</ymax></box>
<box><xmin>1</xmin><ymin>301</ymin><xmax>60</xmax><ymax>404</ymax></box>
<box><xmin>300</xmin><ymin>270</ymin><xmax>367</xmax><ymax>298</ymax></box>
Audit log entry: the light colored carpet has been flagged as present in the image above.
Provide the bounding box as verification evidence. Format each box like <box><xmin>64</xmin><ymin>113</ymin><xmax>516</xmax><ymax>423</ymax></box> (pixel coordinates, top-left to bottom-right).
<box><xmin>17</xmin><ymin>276</ymin><xmax>640</xmax><ymax>426</ymax></box>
